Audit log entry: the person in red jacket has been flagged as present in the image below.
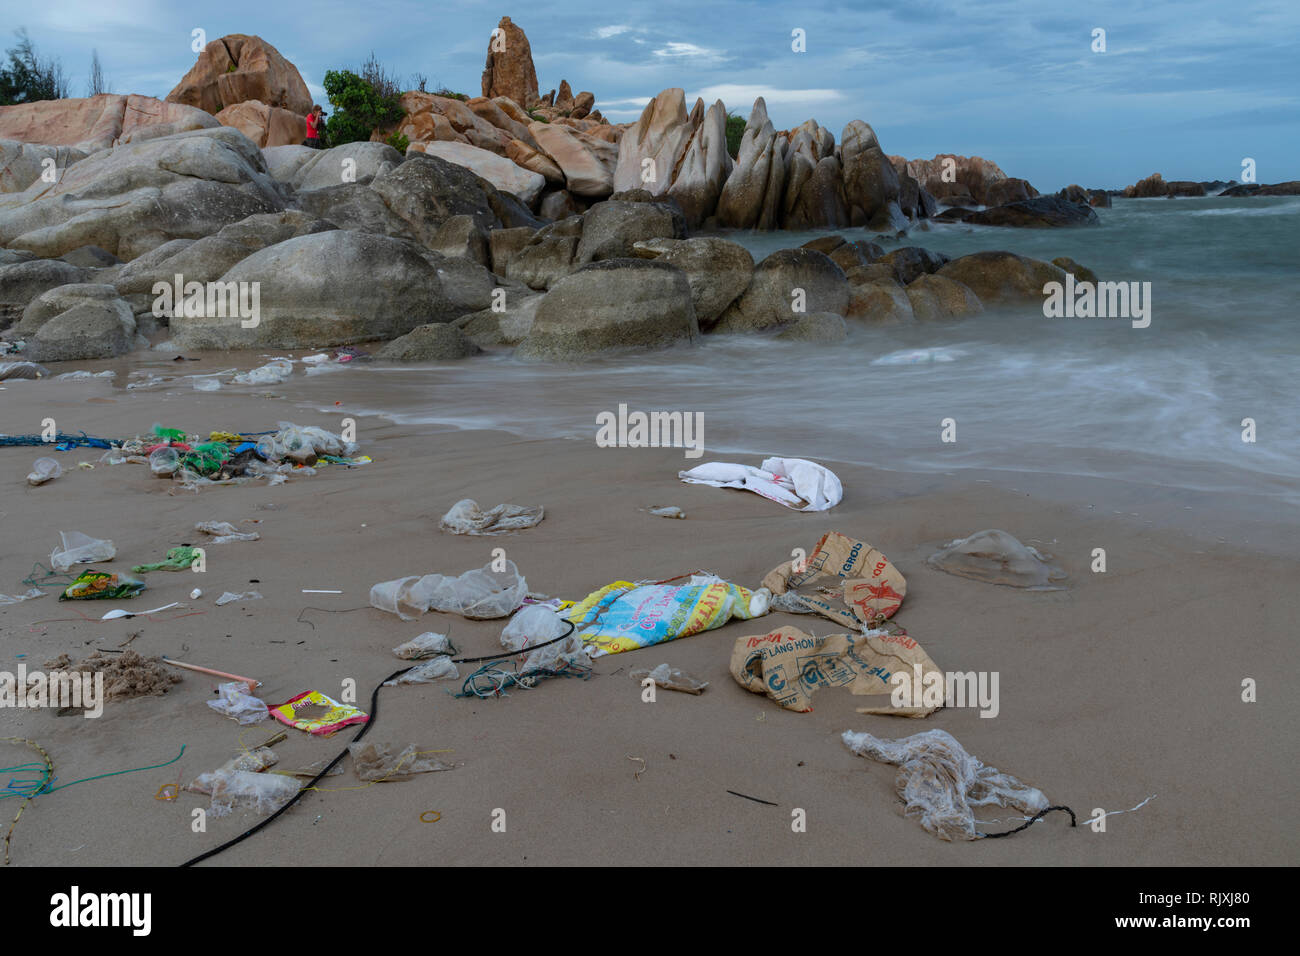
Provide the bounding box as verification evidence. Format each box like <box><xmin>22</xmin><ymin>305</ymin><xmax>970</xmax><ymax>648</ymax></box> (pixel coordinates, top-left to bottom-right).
<box><xmin>304</xmin><ymin>105</ymin><xmax>326</xmax><ymax>148</ymax></box>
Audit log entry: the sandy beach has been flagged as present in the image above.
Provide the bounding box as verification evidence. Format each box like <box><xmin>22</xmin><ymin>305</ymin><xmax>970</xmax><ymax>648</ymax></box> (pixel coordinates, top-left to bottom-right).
<box><xmin>2</xmin><ymin>369</ymin><xmax>1294</xmax><ymax>867</ymax></box>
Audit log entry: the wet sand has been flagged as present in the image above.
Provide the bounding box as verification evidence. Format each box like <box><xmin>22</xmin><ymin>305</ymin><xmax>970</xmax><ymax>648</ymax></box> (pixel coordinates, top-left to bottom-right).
<box><xmin>0</xmin><ymin>372</ymin><xmax>1295</xmax><ymax>866</ymax></box>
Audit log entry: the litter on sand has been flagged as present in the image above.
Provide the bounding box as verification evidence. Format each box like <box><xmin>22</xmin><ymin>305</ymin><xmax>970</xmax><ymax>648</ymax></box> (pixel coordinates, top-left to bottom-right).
<box><xmin>646</xmin><ymin>505</ymin><xmax>686</xmax><ymax>519</ymax></box>
<box><xmin>568</xmin><ymin>574</ymin><xmax>769</xmax><ymax>657</ymax></box>
<box><xmin>0</xmin><ymin>588</ymin><xmax>44</xmax><ymax>606</ymax></box>
<box><xmin>347</xmin><ymin>741</ymin><xmax>456</xmax><ymax>781</ymax></box>
<box><xmin>439</xmin><ymin>498</ymin><xmax>544</xmax><ymax>535</ymax></box>
<box><xmin>926</xmin><ymin>529</ymin><xmax>1067</xmax><ymax>589</ymax></box>
<box><xmin>678</xmin><ymin>457</ymin><xmax>843</xmax><ymax>511</ymax></box>
<box><xmin>61</xmin><ymin>570</ymin><xmax>146</xmax><ymax>601</ymax></box>
<box><xmin>50</xmin><ymin>531</ymin><xmax>115</xmax><ymax>571</ymax></box>
<box><xmin>195</xmin><ymin>521</ymin><xmax>260</xmax><ymax>544</ymax></box>
<box><xmin>269</xmin><ymin>690</ymin><xmax>368</xmax><ymax>736</ymax></box>
<box><xmin>215</xmin><ymin>590</ymin><xmax>262</xmax><ymax>606</ymax></box>
<box><xmin>630</xmin><ymin>663</ymin><xmax>709</xmax><ymax>694</ymax></box>
<box><xmin>132</xmin><ymin>546</ymin><xmax>202</xmax><ymax>573</ymax></box>
<box><xmin>206</xmin><ymin>681</ymin><xmax>269</xmax><ymax>724</ymax></box>
<box><xmin>383</xmin><ymin>657</ymin><xmax>459</xmax><ymax>685</ymax></box>
<box><xmin>26</xmin><ymin>457</ymin><xmax>62</xmax><ymax>485</ymax></box>
<box><xmin>200</xmin><ymin>769</ymin><xmax>300</xmax><ymax>818</ymax></box>
<box><xmin>841</xmin><ymin>729</ymin><xmax>1050</xmax><ymax>841</ymax></box>
<box><xmin>763</xmin><ymin>531</ymin><xmax>907</xmax><ymax>628</ymax></box>
<box><xmin>730</xmin><ymin>625</ymin><xmax>943</xmax><ymax>716</ymax></box>
<box><xmin>100</xmin><ymin>602</ymin><xmax>179</xmax><ymax>620</ymax></box>
<box><xmin>392</xmin><ymin>632</ymin><xmax>455</xmax><ymax>660</ymax></box>
<box><xmin>500</xmin><ymin>605</ymin><xmax>587</xmax><ymax>673</ymax></box>
<box><xmin>370</xmin><ymin>560</ymin><xmax>527</xmax><ymax>621</ymax></box>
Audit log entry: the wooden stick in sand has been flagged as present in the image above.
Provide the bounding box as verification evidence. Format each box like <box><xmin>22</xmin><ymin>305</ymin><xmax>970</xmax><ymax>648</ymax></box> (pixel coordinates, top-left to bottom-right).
<box><xmin>162</xmin><ymin>658</ymin><xmax>260</xmax><ymax>691</ymax></box>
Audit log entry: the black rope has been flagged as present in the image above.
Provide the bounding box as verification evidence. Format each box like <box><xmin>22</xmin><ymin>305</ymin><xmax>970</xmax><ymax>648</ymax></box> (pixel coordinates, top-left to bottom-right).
<box><xmin>980</xmin><ymin>805</ymin><xmax>1076</xmax><ymax>839</ymax></box>
<box><xmin>179</xmin><ymin>665</ymin><xmax>411</xmax><ymax>867</ymax></box>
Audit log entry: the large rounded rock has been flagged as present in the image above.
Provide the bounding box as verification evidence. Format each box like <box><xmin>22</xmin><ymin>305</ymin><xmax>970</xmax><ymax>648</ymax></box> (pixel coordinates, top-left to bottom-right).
<box><xmin>170</xmin><ymin>230</ymin><xmax>465</xmax><ymax>350</ymax></box>
<box><xmin>0</xmin><ymin>95</ymin><xmax>219</xmax><ymax>153</ymax></box>
<box><xmin>114</xmin><ymin>211</ymin><xmax>332</xmax><ymax>296</ymax></box>
<box><xmin>655</xmin><ymin>237</ymin><xmax>754</xmax><ymax>329</ymax></box>
<box><xmin>167</xmin><ymin>34</ymin><xmax>313</xmax><ymax>116</ymax></box>
<box><xmin>294</xmin><ymin>183</ymin><xmax>418</xmax><ymax>239</ymax></box>
<box><xmin>0</xmin><ymin>259</ymin><xmax>89</xmax><ymax>327</ymax></box>
<box><xmin>456</xmin><ymin>291</ymin><xmax>543</xmax><ymax>346</ymax></box>
<box><xmin>376</xmin><ymin>323</ymin><xmax>481</xmax><ymax>361</ymax></box>
<box><xmin>216</xmin><ymin>101</ymin><xmax>304</xmax><ymax>149</ymax></box>
<box><xmin>877</xmin><ymin>246</ymin><xmax>951</xmax><ymax>284</ymax></box>
<box><xmin>1</xmin><ymin>142</ymin><xmax>89</xmax><ymax>194</ymax></box>
<box><xmin>370</xmin><ymin>153</ymin><xmax>503</xmax><ymax>243</ymax></box>
<box><xmin>261</xmin><ymin>144</ymin><xmax>317</xmax><ymax>182</ymax></box>
<box><xmin>847</xmin><ymin>279</ymin><xmax>913</xmax><ymax>323</ymax></box>
<box><xmin>983</xmin><ymin>177</ymin><xmax>1037</xmax><ymax>206</ymax></box>
<box><xmin>575</xmin><ymin>199</ymin><xmax>684</xmax><ymax>264</ymax></box>
<box><xmin>18</xmin><ymin>283</ymin><xmax>136</xmax><ymax>361</ymax></box>
<box><xmin>713</xmin><ymin>248</ymin><xmax>849</xmax><ymax>333</ymax></box>
<box><xmin>905</xmin><ymin>274</ymin><xmax>984</xmax><ymax>321</ymax></box>
<box><xmin>937</xmin><ymin>251</ymin><xmax>1066</xmax><ymax>303</ymax></box>
<box><xmin>528</xmin><ymin>122</ymin><xmax>615</xmax><ymax>198</ymax></box>
<box><xmin>418</xmin><ymin>141</ymin><xmax>545</xmax><ymax>205</ymax></box>
<box><xmin>290</xmin><ymin>142</ymin><xmax>402</xmax><ymax>191</ymax></box>
<box><xmin>0</xmin><ymin>127</ymin><xmax>284</xmax><ymax>260</ymax></box>
<box><xmin>775</xmin><ymin>311</ymin><xmax>847</xmax><ymax>342</ymax></box>
<box><xmin>515</xmin><ymin>258</ymin><xmax>698</xmax><ymax>360</ymax></box>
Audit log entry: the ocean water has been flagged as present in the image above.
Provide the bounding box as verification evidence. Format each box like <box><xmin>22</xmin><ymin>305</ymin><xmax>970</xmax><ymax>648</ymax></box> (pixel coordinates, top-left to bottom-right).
<box><xmin>290</xmin><ymin>196</ymin><xmax>1300</xmax><ymax>507</ymax></box>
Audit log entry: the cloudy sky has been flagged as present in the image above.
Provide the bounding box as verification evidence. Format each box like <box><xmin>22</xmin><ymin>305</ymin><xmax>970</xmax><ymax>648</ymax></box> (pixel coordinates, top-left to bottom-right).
<box><xmin>4</xmin><ymin>0</ymin><xmax>1297</xmax><ymax>189</ymax></box>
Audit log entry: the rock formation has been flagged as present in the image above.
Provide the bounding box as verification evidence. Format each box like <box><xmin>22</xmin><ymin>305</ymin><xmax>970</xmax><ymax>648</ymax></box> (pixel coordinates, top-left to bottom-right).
<box><xmin>481</xmin><ymin>16</ymin><xmax>539</xmax><ymax>107</ymax></box>
<box><xmin>167</xmin><ymin>35</ymin><xmax>313</xmax><ymax>116</ymax></box>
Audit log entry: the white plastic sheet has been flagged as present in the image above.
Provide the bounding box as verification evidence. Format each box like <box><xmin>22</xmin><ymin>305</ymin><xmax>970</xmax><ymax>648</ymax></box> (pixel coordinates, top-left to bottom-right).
<box><xmin>678</xmin><ymin>456</ymin><xmax>842</xmax><ymax>511</ymax></box>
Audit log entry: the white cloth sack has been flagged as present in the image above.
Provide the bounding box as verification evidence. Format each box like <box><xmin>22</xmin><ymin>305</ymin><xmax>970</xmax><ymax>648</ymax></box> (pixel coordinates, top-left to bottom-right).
<box><xmin>678</xmin><ymin>457</ymin><xmax>842</xmax><ymax>511</ymax></box>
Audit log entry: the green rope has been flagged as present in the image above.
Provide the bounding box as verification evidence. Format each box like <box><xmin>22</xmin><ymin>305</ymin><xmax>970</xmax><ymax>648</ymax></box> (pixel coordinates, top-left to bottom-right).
<box><xmin>1</xmin><ymin>744</ymin><xmax>186</xmax><ymax>800</ymax></box>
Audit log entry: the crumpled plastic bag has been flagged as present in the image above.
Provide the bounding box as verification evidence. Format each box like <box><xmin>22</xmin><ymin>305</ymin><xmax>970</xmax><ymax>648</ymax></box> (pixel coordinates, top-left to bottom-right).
<box><xmin>263</xmin><ymin>421</ymin><xmax>358</xmax><ymax>464</ymax></box>
<box><xmin>370</xmin><ymin>560</ymin><xmax>527</xmax><ymax>621</ymax></box>
<box><xmin>202</xmin><ymin>769</ymin><xmax>300</xmax><ymax>817</ymax></box>
<box><xmin>383</xmin><ymin>656</ymin><xmax>459</xmax><ymax>685</ymax></box>
<box><xmin>347</xmin><ymin>741</ymin><xmax>456</xmax><ymax>781</ymax></box>
<box><xmin>0</xmin><ymin>588</ymin><xmax>44</xmax><ymax>606</ymax></box>
<box><xmin>188</xmin><ymin>748</ymin><xmax>278</xmax><ymax>794</ymax></box>
<box><xmin>392</xmin><ymin>632</ymin><xmax>455</xmax><ymax>660</ymax></box>
<box><xmin>195</xmin><ymin>520</ymin><xmax>260</xmax><ymax>544</ymax></box>
<box><xmin>439</xmin><ymin>498</ymin><xmax>544</xmax><ymax>535</ymax></box>
<box><xmin>132</xmin><ymin>546</ymin><xmax>201</xmax><ymax>573</ymax></box>
<box><xmin>206</xmin><ymin>681</ymin><xmax>269</xmax><ymax>725</ymax></box>
<box><xmin>500</xmin><ymin>605</ymin><xmax>586</xmax><ymax>673</ymax></box>
<box><xmin>841</xmin><ymin>729</ymin><xmax>1049</xmax><ymax>841</ymax></box>
<box><xmin>568</xmin><ymin>574</ymin><xmax>769</xmax><ymax>657</ymax></box>
<box><xmin>149</xmin><ymin>446</ymin><xmax>181</xmax><ymax>477</ymax></box>
<box><xmin>50</xmin><ymin>530</ymin><xmax>116</xmax><ymax>571</ymax></box>
<box><xmin>215</xmin><ymin>590</ymin><xmax>262</xmax><ymax>606</ymax></box>
<box><xmin>678</xmin><ymin>457</ymin><xmax>843</xmax><ymax>511</ymax></box>
<box><xmin>27</xmin><ymin>457</ymin><xmax>61</xmax><ymax>485</ymax></box>
<box><xmin>232</xmin><ymin>359</ymin><xmax>292</xmax><ymax>385</ymax></box>
<box><xmin>926</xmin><ymin>529</ymin><xmax>1067</xmax><ymax>590</ymax></box>
<box><xmin>630</xmin><ymin>662</ymin><xmax>709</xmax><ymax>695</ymax></box>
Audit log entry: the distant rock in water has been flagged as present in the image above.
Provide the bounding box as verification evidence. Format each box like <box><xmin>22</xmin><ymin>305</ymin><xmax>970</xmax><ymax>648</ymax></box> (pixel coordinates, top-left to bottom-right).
<box><xmin>966</xmin><ymin>196</ymin><xmax>1099</xmax><ymax>228</ymax></box>
<box><xmin>926</xmin><ymin>530</ymin><xmax>1067</xmax><ymax>589</ymax></box>
<box><xmin>1122</xmin><ymin>172</ymin><xmax>1205</xmax><ymax>199</ymax></box>
<box><xmin>1220</xmin><ymin>181</ymin><xmax>1300</xmax><ymax>197</ymax></box>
